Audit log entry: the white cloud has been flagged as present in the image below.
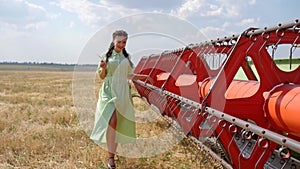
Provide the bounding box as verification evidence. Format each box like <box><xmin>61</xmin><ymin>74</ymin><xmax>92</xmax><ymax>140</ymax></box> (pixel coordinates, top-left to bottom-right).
<box><xmin>0</xmin><ymin>0</ymin><xmax>56</xmax><ymax>31</ymax></box>
<box><xmin>55</xmin><ymin>0</ymin><xmax>142</xmax><ymax>28</ymax></box>
<box><xmin>236</xmin><ymin>18</ymin><xmax>260</xmax><ymax>27</ymax></box>
<box><xmin>249</xmin><ymin>0</ymin><xmax>256</xmax><ymax>5</ymax></box>
<box><xmin>0</xmin><ymin>21</ymin><xmax>24</xmax><ymax>40</ymax></box>
<box><xmin>24</xmin><ymin>21</ymin><xmax>47</xmax><ymax>30</ymax></box>
<box><xmin>69</xmin><ymin>21</ymin><xmax>75</xmax><ymax>28</ymax></box>
<box><xmin>57</xmin><ymin>0</ymin><xmax>101</xmax><ymax>27</ymax></box>
<box><xmin>1</xmin><ymin>0</ymin><xmax>298</xmax><ymax>65</ymax></box>
<box><xmin>170</xmin><ymin>0</ymin><xmax>257</xmax><ymax>19</ymax></box>
<box><xmin>18</xmin><ymin>0</ymin><xmax>50</xmax><ymax>23</ymax></box>
<box><xmin>0</xmin><ymin>21</ymin><xmax>18</xmax><ymax>32</ymax></box>
<box><xmin>24</xmin><ymin>0</ymin><xmax>46</xmax><ymax>12</ymax></box>
<box><xmin>222</xmin><ymin>22</ymin><xmax>231</xmax><ymax>28</ymax></box>
<box><xmin>200</xmin><ymin>4</ymin><xmax>222</xmax><ymax>17</ymax></box>
<box><xmin>199</xmin><ymin>26</ymin><xmax>227</xmax><ymax>39</ymax></box>
<box><xmin>170</xmin><ymin>0</ymin><xmax>204</xmax><ymax>18</ymax></box>
<box><xmin>99</xmin><ymin>0</ymin><xmax>183</xmax><ymax>11</ymax></box>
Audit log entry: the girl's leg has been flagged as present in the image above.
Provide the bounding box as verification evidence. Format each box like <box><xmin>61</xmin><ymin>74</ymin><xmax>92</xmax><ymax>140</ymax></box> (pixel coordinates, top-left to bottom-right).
<box><xmin>107</xmin><ymin>110</ymin><xmax>117</xmax><ymax>166</ymax></box>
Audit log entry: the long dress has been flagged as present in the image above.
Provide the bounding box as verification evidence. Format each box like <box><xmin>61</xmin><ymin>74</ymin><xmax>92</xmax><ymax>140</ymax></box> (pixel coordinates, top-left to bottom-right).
<box><xmin>90</xmin><ymin>50</ymin><xmax>136</xmax><ymax>144</ymax></box>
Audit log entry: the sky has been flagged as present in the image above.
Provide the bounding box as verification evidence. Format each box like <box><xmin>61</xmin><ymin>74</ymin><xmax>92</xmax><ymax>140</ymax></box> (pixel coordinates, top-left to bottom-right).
<box><xmin>0</xmin><ymin>0</ymin><xmax>299</xmax><ymax>64</ymax></box>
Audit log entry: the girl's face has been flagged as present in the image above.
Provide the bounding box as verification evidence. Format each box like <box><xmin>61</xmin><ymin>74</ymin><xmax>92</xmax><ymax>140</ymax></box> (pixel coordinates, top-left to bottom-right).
<box><xmin>113</xmin><ymin>35</ymin><xmax>127</xmax><ymax>53</ymax></box>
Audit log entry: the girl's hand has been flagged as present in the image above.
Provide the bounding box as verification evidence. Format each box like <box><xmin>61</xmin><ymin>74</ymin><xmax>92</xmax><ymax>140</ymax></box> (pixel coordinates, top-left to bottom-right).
<box><xmin>99</xmin><ymin>60</ymin><xmax>106</xmax><ymax>69</ymax></box>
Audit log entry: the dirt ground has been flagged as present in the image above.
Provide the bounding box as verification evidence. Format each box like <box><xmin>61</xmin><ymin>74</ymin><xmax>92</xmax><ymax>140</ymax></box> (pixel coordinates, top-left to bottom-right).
<box><xmin>0</xmin><ymin>70</ymin><xmax>222</xmax><ymax>169</ymax></box>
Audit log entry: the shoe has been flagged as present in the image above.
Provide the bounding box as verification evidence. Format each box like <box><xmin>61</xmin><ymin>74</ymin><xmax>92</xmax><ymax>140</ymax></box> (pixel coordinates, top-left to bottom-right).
<box><xmin>108</xmin><ymin>164</ymin><xmax>115</xmax><ymax>169</ymax></box>
<box><xmin>107</xmin><ymin>157</ymin><xmax>116</xmax><ymax>169</ymax></box>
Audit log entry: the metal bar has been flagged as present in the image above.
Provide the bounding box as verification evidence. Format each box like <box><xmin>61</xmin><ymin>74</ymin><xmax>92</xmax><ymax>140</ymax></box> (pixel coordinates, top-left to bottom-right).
<box><xmin>137</xmin><ymin>54</ymin><xmax>154</xmax><ymax>74</ymax></box>
<box><xmin>189</xmin><ymin>19</ymin><xmax>299</xmax><ymax>48</ymax></box>
<box><xmin>134</xmin><ymin>79</ymin><xmax>300</xmax><ymax>154</ymax></box>
<box><xmin>189</xmin><ymin>136</ymin><xmax>233</xmax><ymax>169</ymax></box>
<box><xmin>254</xmin><ymin>147</ymin><xmax>269</xmax><ymax>169</ymax></box>
<box><xmin>200</xmin><ymin>33</ymin><xmax>243</xmax><ymax>104</ymax></box>
<box><xmin>205</xmin><ymin>106</ymin><xmax>300</xmax><ymax>153</ymax></box>
<box><xmin>161</xmin><ymin>47</ymin><xmax>188</xmax><ymax>90</ymax></box>
<box><xmin>146</xmin><ymin>51</ymin><xmax>166</xmax><ymax>81</ymax></box>
<box><xmin>246</xmin><ymin>19</ymin><xmax>299</xmax><ymax>36</ymax></box>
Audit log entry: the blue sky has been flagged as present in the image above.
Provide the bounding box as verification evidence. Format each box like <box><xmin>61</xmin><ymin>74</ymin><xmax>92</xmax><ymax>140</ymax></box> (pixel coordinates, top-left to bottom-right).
<box><xmin>0</xmin><ymin>0</ymin><xmax>299</xmax><ymax>64</ymax></box>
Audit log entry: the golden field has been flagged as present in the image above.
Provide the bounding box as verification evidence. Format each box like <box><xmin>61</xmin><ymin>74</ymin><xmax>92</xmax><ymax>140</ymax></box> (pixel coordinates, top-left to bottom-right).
<box><xmin>0</xmin><ymin>69</ymin><xmax>223</xmax><ymax>169</ymax></box>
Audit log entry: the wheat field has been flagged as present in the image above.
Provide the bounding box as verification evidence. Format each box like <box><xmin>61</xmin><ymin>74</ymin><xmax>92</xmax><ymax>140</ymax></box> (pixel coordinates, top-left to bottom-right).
<box><xmin>0</xmin><ymin>70</ymin><xmax>223</xmax><ymax>169</ymax></box>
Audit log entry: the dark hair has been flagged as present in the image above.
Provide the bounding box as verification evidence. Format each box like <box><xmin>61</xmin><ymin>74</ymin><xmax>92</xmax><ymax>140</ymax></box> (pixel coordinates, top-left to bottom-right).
<box><xmin>105</xmin><ymin>30</ymin><xmax>133</xmax><ymax>67</ymax></box>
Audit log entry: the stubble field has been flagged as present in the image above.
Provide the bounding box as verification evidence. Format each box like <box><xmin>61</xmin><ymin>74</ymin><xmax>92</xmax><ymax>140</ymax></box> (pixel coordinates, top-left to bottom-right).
<box><xmin>0</xmin><ymin>69</ymin><xmax>222</xmax><ymax>169</ymax></box>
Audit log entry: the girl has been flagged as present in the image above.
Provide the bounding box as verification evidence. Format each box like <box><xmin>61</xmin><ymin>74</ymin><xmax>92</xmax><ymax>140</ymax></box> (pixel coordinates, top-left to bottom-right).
<box><xmin>90</xmin><ymin>30</ymin><xmax>151</xmax><ymax>168</ymax></box>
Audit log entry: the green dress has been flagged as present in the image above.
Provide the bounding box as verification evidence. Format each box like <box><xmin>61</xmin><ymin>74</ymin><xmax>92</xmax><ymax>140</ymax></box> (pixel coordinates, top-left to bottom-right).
<box><xmin>90</xmin><ymin>50</ymin><xmax>136</xmax><ymax>144</ymax></box>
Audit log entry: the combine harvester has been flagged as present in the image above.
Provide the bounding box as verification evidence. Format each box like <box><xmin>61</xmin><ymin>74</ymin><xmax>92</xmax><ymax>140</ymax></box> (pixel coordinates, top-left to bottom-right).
<box><xmin>133</xmin><ymin>19</ymin><xmax>300</xmax><ymax>169</ymax></box>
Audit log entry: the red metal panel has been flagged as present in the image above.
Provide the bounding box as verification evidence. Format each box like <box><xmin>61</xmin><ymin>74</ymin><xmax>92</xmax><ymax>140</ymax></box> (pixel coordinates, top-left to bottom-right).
<box><xmin>133</xmin><ymin>20</ymin><xmax>300</xmax><ymax>169</ymax></box>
